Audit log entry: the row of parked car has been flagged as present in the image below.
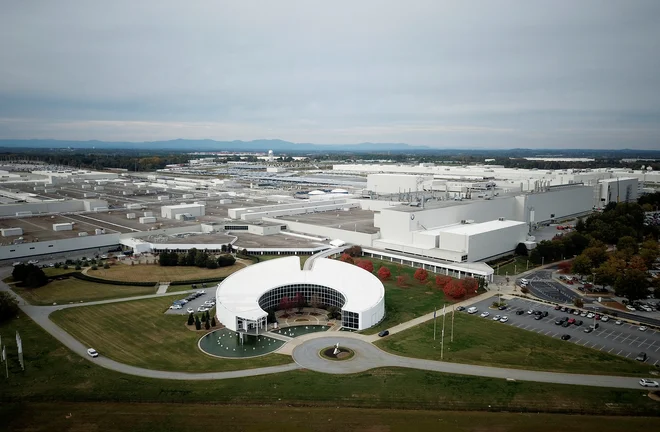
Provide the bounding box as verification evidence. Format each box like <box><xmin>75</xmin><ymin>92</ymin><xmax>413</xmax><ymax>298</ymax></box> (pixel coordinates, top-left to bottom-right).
<box><xmin>169</xmin><ymin>290</ymin><xmax>216</xmax><ymax>313</ymax></box>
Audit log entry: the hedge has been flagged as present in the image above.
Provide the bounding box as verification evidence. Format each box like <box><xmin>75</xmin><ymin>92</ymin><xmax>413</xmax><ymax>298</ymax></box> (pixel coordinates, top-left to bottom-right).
<box><xmin>70</xmin><ymin>272</ymin><xmax>157</xmax><ymax>286</ymax></box>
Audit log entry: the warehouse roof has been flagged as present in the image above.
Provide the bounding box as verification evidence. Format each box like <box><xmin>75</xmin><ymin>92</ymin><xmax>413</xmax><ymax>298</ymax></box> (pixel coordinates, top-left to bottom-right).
<box><xmin>436</xmin><ymin>219</ymin><xmax>526</xmax><ymax>236</ymax></box>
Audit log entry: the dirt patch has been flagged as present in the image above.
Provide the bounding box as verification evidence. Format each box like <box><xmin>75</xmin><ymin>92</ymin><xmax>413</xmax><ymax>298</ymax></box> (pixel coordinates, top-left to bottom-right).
<box><xmin>601</xmin><ymin>301</ymin><xmax>627</xmax><ymax>311</ymax></box>
<box><xmin>294</xmin><ymin>318</ymin><xmax>309</xmax><ymax>322</ymax></box>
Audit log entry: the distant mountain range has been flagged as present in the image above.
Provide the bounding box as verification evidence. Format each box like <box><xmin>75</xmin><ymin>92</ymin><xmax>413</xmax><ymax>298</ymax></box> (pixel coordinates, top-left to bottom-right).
<box><xmin>0</xmin><ymin>139</ymin><xmax>430</xmax><ymax>152</ymax></box>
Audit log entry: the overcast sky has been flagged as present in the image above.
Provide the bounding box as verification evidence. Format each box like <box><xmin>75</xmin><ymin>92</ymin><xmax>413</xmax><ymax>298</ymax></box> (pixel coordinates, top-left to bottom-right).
<box><xmin>1</xmin><ymin>1</ymin><xmax>659</xmax><ymax>149</ymax></box>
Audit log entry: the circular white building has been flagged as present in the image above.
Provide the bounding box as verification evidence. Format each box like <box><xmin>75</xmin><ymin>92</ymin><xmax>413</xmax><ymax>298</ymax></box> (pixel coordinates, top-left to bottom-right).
<box><xmin>215</xmin><ymin>256</ymin><xmax>385</xmax><ymax>333</ymax></box>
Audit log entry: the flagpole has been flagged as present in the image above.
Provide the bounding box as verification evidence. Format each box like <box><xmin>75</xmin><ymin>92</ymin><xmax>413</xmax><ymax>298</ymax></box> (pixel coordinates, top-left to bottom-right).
<box><xmin>451</xmin><ymin>305</ymin><xmax>455</xmax><ymax>343</ymax></box>
<box><xmin>441</xmin><ymin>304</ymin><xmax>446</xmax><ymax>360</ymax></box>
<box><xmin>433</xmin><ymin>309</ymin><xmax>437</xmax><ymax>341</ymax></box>
<box><xmin>3</xmin><ymin>346</ymin><xmax>7</xmax><ymax>379</ymax></box>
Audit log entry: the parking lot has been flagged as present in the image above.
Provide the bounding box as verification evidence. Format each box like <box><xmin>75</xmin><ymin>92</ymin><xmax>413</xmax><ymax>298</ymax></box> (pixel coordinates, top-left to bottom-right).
<box><xmin>164</xmin><ymin>284</ymin><xmax>218</xmax><ymax>315</ymax></box>
<box><xmin>467</xmin><ymin>297</ymin><xmax>660</xmax><ymax>366</ymax></box>
<box><xmin>519</xmin><ymin>270</ymin><xmax>582</xmax><ymax>304</ymax></box>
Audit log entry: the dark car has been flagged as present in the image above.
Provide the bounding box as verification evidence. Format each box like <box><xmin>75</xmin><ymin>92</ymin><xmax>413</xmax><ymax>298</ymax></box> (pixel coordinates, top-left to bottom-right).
<box><xmin>562</xmin><ymin>321</ymin><xmax>570</xmax><ymax>327</ymax></box>
<box><xmin>378</xmin><ymin>330</ymin><xmax>389</xmax><ymax>337</ymax></box>
<box><xmin>555</xmin><ymin>317</ymin><xmax>565</xmax><ymax>325</ymax></box>
<box><xmin>456</xmin><ymin>306</ymin><xmax>466</xmax><ymax>312</ymax></box>
<box><xmin>636</xmin><ymin>352</ymin><xmax>648</xmax><ymax>362</ymax></box>
<box><xmin>560</xmin><ymin>307</ymin><xmax>567</xmax><ymax>312</ymax></box>
<box><xmin>561</xmin><ymin>334</ymin><xmax>571</xmax><ymax>340</ymax></box>
<box><xmin>516</xmin><ymin>310</ymin><xmax>525</xmax><ymax>315</ymax></box>
<box><xmin>554</xmin><ymin>305</ymin><xmax>561</xmax><ymax>310</ymax></box>
<box><xmin>534</xmin><ymin>314</ymin><xmax>543</xmax><ymax>320</ymax></box>
<box><xmin>542</xmin><ymin>311</ymin><xmax>548</xmax><ymax>317</ymax></box>
<box><xmin>583</xmin><ymin>327</ymin><xmax>594</xmax><ymax>333</ymax></box>
<box><xmin>498</xmin><ymin>305</ymin><xmax>507</xmax><ymax>310</ymax></box>
<box><xmin>576</xmin><ymin>320</ymin><xmax>583</xmax><ymax>326</ymax></box>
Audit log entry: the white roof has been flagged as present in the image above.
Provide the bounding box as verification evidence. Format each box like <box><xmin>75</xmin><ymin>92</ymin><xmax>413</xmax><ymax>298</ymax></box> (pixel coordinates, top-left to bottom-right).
<box><xmin>161</xmin><ymin>203</ymin><xmax>205</xmax><ymax>209</ymax></box>
<box><xmin>216</xmin><ymin>256</ymin><xmax>385</xmax><ymax>319</ymax></box>
<box><xmin>437</xmin><ymin>219</ymin><xmax>526</xmax><ymax>236</ymax></box>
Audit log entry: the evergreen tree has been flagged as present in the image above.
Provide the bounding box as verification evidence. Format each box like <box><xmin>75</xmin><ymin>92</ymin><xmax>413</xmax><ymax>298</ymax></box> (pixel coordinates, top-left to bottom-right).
<box><xmin>195</xmin><ymin>315</ymin><xmax>201</xmax><ymax>330</ymax></box>
<box><xmin>211</xmin><ymin>316</ymin><xmax>216</xmax><ymax>327</ymax></box>
<box><xmin>204</xmin><ymin>320</ymin><xmax>210</xmax><ymax>330</ymax></box>
<box><xmin>187</xmin><ymin>313</ymin><xmax>194</xmax><ymax>326</ymax></box>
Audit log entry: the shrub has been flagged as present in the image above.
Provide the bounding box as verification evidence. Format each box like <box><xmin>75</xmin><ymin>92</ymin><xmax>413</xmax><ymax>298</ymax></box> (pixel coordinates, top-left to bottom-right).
<box><xmin>377</xmin><ymin>266</ymin><xmax>391</xmax><ymax>280</ymax></box>
<box><xmin>195</xmin><ymin>316</ymin><xmax>201</xmax><ymax>330</ymax></box>
<box><xmin>187</xmin><ymin>313</ymin><xmax>194</xmax><ymax>326</ymax></box>
<box><xmin>54</xmin><ymin>262</ymin><xmax>61</xmax><ymax>269</ymax></box>
<box><xmin>356</xmin><ymin>259</ymin><xmax>374</xmax><ymax>272</ymax></box>
<box><xmin>103</xmin><ymin>263</ymin><xmax>110</xmax><ymax>269</ymax></box>
<box><xmin>0</xmin><ymin>292</ymin><xmax>19</xmax><ymax>322</ymax></box>
<box><xmin>75</xmin><ymin>265</ymin><xmax>82</xmax><ymax>271</ymax></box>
<box><xmin>211</xmin><ymin>316</ymin><xmax>216</xmax><ymax>327</ymax></box>
<box><xmin>206</xmin><ymin>258</ymin><xmax>219</xmax><ymax>269</ymax></box>
<box><xmin>338</xmin><ymin>253</ymin><xmax>354</xmax><ymax>265</ymax></box>
<box><xmin>216</xmin><ymin>254</ymin><xmax>236</xmax><ymax>267</ymax></box>
<box><xmin>521</xmin><ymin>286</ymin><xmax>529</xmax><ymax>294</ymax></box>
<box><xmin>63</xmin><ymin>264</ymin><xmax>69</xmax><ymax>270</ymax></box>
<box><xmin>90</xmin><ymin>265</ymin><xmax>98</xmax><ymax>271</ymax></box>
<box><xmin>205</xmin><ymin>320</ymin><xmax>210</xmax><ymax>330</ymax></box>
<box><xmin>435</xmin><ymin>275</ymin><xmax>452</xmax><ymax>289</ymax></box>
<box><xmin>396</xmin><ymin>275</ymin><xmax>407</xmax><ymax>287</ymax></box>
<box><xmin>443</xmin><ymin>280</ymin><xmax>467</xmax><ymax>299</ymax></box>
<box><xmin>413</xmin><ymin>268</ymin><xmax>428</xmax><ymax>284</ymax></box>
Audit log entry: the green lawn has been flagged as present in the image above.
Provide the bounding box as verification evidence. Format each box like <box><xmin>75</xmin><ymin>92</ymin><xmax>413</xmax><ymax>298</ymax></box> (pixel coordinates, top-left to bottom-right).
<box><xmin>376</xmin><ymin>312</ymin><xmax>654</xmax><ymax>376</ymax></box>
<box><xmin>12</xmin><ymin>278</ymin><xmax>156</xmax><ymax>306</ymax></box>
<box><xmin>167</xmin><ymin>281</ymin><xmax>223</xmax><ymax>293</ymax></box>
<box><xmin>50</xmin><ymin>296</ymin><xmax>291</xmax><ymax>372</ymax></box>
<box><xmin>1</xmin><ymin>314</ymin><xmax>659</xmax><ymax>421</ymax></box>
<box><xmin>3</xmin><ymin>403</ymin><xmax>658</xmax><ymax>432</ymax></box>
<box><xmin>360</xmin><ymin>258</ymin><xmax>457</xmax><ymax>335</ymax></box>
<box><xmin>490</xmin><ymin>256</ymin><xmax>537</xmax><ymax>277</ymax></box>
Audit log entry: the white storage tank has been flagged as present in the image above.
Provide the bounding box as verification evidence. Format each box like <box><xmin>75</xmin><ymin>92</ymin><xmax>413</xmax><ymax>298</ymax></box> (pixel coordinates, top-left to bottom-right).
<box><xmin>95</xmin><ymin>228</ymin><xmax>105</xmax><ymax>235</ymax></box>
<box><xmin>182</xmin><ymin>194</ymin><xmax>194</xmax><ymax>199</ymax></box>
<box><xmin>126</xmin><ymin>213</ymin><xmax>136</xmax><ymax>219</ymax></box>
<box><xmin>53</xmin><ymin>223</ymin><xmax>73</xmax><ymax>231</ymax></box>
<box><xmin>139</xmin><ymin>216</ymin><xmax>156</xmax><ymax>224</ymax></box>
<box><xmin>144</xmin><ymin>211</ymin><xmax>154</xmax><ymax>217</ymax></box>
<box><xmin>1</xmin><ymin>227</ymin><xmax>23</xmax><ymax>237</ymax></box>
<box><xmin>78</xmin><ymin>232</ymin><xmax>89</xmax><ymax>237</ymax></box>
<box><xmin>15</xmin><ymin>211</ymin><xmax>32</xmax><ymax>217</ymax></box>
<box><xmin>219</xmin><ymin>199</ymin><xmax>233</xmax><ymax>204</ymax></box>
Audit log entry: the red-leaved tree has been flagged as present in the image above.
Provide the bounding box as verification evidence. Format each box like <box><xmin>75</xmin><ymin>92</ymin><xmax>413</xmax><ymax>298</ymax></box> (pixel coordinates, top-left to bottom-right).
<box><xmin>435</xmin><ymin>275</ymin><xmax>452</xmax><ymax>289</ymax></box>
<box><xmin>557</xmin><ymin>261</ymin><xmax>572</xmax><ymax>274</ymax></box>
<box><xmin>377</xmin><ymin>266</ymin><xmax>391</xmax><ymax>280</ymax></box>
<box><xmin>279</xmin><ymin>296</ymin><xmax>292</xmax><ymax>316</ymax></box>
<box><xmin>413</xmin><ymin>268</ymin><xmax>428</xmax><ymax>284</ymax></box>
<box><xmin>338</xmin><ymin>253</ymin><xmax>354</xmax><ymax>265</ymax></box>
<box><xmin>443</xmin><ymin>280</ymin><xmax>467</xmax><ymax>299</ymax></box>
<box><xmin>462</xmin><ymin>277</ymin><xmax>478</xmax><ymax>294</ymax></box>
<box><xmin>356</xmin><ymin>259</ymin><xmax>374</xmax><ymax>273</ymax></box>
<box><xmin>396</xmin><ymin>275</ymin><xmax>407</xmax><ymax>287</ymax></box>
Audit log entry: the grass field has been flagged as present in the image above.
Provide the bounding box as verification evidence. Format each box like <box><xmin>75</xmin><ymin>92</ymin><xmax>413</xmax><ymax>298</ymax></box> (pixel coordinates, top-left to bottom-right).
<box><xmin>360</xmin><ymin>258</ymin><xmax>458</xmax><ymax>335</ymax></box>
<box><xmin>3</xmin><ymin>403</ymin><xmax>658</xmax><ymax>432</ymax></box>
<box><xmin>490</xmin><ymin>256</ymin><xmax>537</xmax><ymax>277</ymax></box>
<box><xmin>50</xmin><ymin>296</ymin><xmax>290</xmax><ymax>372</ymax></box>
<box><xmin>12</xmin><ymin>278</ymin><xmax>156</xmax><ymax>306</ymax></box>
<box><xmin>1</xmin><ymin>314</ymin><xmax>659</xmax><ymax>421</ymax></box>
<box><xmin>376</xmin><ymin>312</ymin><xmax>654</xmax><ymax>376</ymax></box>
<box><xmin>89</xmin><ymin>262</ymin><xmax>246</xmax><ymax>282</ymax></box>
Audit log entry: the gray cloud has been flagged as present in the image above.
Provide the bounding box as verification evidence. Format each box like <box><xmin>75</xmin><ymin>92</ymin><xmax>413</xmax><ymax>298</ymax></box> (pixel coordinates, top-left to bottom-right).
<box><xmin>1</xmin><ymin>0</ymin><xmax>659</xmax><ymax>148</ymax></box>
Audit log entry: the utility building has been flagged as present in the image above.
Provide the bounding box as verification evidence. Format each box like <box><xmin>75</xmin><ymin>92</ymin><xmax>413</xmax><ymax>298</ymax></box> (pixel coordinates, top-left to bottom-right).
<box><xmin>160</xmin><ymin>203</ymin><xmax>205</xmax><ymax>220</ymax></box>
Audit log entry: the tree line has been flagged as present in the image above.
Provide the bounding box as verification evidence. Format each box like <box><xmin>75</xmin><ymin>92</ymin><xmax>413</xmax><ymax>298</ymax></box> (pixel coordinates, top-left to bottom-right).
<box><xmin>158</xmin><ymin>248</ymin><xmax>236</xmax><ymax>269</ymax></box>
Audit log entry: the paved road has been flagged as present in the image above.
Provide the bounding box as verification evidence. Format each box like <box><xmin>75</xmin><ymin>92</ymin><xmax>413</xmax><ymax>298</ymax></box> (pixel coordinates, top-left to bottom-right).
<box><xmin>292</xmin><ymin>336</ymin><xmax>644</xmax><ymax>389</ymax></box>
<box><xmin>0</xmin><ymin>267</ymin><xmax>655</xmax><ymax>389</ymax></box>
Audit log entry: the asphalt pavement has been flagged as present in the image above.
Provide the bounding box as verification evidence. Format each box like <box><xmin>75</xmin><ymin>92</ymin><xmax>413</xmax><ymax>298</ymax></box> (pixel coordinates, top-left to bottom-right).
<box><xmin>164</xmin><ymin>285</ymin><xmax>218</xmax><ymax>315</ymax></box>
<box><xmin>468</xmin><ymin>297</ymin><xmax>660</xmax><ymax>366</ymax></box>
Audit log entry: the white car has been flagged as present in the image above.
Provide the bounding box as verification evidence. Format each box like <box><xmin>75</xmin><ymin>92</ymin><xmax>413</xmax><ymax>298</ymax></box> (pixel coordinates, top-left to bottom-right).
<box><xmin>499</xmin><ymin>316</ymin><xmax>509</xmax><ymax>323</ymax></box>
<box><xmin>527</xmin><ymin>309</ymin><xmax>534</xmax><ymax>315</ymax></box>
<box><xmin>186</xmin><ymin>308</ymin><xmax>194</xmax><ymax>314</ymax></box>
<box><xmin>467</xmin><ymin>307</ymin><xmax>478</xmax><ymax>314</ymax></box>
<box><xmin>492</xmin><ymin>314</ymin><xmax>501</xmax><ymax>321</ymax></box>
<box><xmin>12</xmin><ymin>261</ymin><xmax>22</xmax><ymax>266</ymax></box>
<box><xmin>480</xmin><ymin>311</ymin><xmax>490</xmax><ymax>318</ymax></box>
<box><xmin>639</xmin><ymin>379</ymin><xmax>659</xmax><ymax>387</ymax></box>
<box><xmin>100</xmin><ymin>254</ymin><xmax>108</xmax><ymax>259</ymax></box>
<box><xmin>27</xmin><ymin>259</ymin><xmax>39</xmax><ymax>264</ymax></box>
<box><xmin>169</xmin><ymin>304</ymin><xmax>182</xmax><ymax>310</ymax></box>
<box><xmin>615</xmin><ymin>320</ymin><xmax>623</xmax><ymax>325</ymax></box>
<box><xmin>519</xmin><ymin>278</ymin><xmax>529</xmax><ymax>286</ymax></box>
<box><xmin>580</xmin><ymin>311</ymin><xmax>588</xmax><ymax>317</ymax></box>
<box><xmin>87</xmin><ymin>348</ymin><xmax>99</xmax><ymax>358</ymax></box>
<box><xmin>197</xmin><ymin>290</ymin><xmax>206</xmax><ymax>295</ymax></box>
<box><xmin>639</xmin><ymin>326</ymin><xmax>648</xmax><ymax>331</ymax></box>
<box><xmin>626</xmin><ymin>305</ymin><xmax>636</xmax><ymax>311</ymax></box>
<box><xmin>586</xmin><ymin>313</ymin><xmax>594</xmax><ymax>319</ymax></box>
<box><xmin>204</xmin><ymin>301</ymin><xmax>216</xmax><ymax>306</ymax></box>
<box><xmin>178</xmin><ymin>299</ymin><xmax>188</xmax><ymax>304</ymax></box>
<box><xmin>198</xmin><ymin>306</ymin><xmax>209</xmax><ymax>312</ymax></box>
<box><xmin>601</xmin><ymin>316</ymin><xmax>609</xmax><ymax>322</ymax></box>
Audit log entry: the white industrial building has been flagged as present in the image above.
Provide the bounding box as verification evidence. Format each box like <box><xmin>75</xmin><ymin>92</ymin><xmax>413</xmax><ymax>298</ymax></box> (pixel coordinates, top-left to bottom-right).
<box><xmin>596</xmin><ymin>177</ymin><xmax>639</xmax><ymax>208</ymax></box>
<box><xmin>161</xmin><ymin>203</ymin><xmax>205</xmax><ymax>220</ymax></box>
<box><xmin>215</xmin><ymin>257</ymin><xmax>385</xmax><ymax>332</ymax></box>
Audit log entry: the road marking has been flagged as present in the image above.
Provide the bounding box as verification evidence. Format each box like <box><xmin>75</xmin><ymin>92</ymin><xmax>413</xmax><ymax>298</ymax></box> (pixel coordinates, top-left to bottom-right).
<box><xmin>636</xmin><ymin>338</ymin><xmax>648</xmax><ymax>348</ymax></box>
<box><xmin>608</xmin><ymin>347</ymin><xmax>614</xmax><ymax>353</ymax></box>
<box><xmin>654</xmin><ymin>360</ymin><xmax>659</xmax><ymax>366</ymax></box>
<box><xmin>545</xmin><ymin>330</ymin><xmax>553</xmax><ymax>335</ymax></box>
<box><xmin>625</xmin><ymin>352</ymin><xmax>631</xmax><ymax>358</ymax></box>
<box><xmin>620</xmin><ymin>334</ymin><xmax>631</xmax><ymax>343</ymax></box>
<box><xmin>617</xmin><ymin>350</ymin><xmax>623</xmax><ymax>355</ymax></box>
<box><xmin>629</xmin><ymin>338</ymin><xmax>639</xmax><ymax>346</ymax></box>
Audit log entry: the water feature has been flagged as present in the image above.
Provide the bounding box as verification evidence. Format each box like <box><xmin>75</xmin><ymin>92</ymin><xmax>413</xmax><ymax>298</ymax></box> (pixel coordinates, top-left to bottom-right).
<box><xmin>198</xmin><ymin>328</ymin><xmax>284</xmax><ymax>358</ymax></box>
<box><xmin>273</xmin><ymin>324</ymin><xmax>331</xmax><ymax>338</ymax></box>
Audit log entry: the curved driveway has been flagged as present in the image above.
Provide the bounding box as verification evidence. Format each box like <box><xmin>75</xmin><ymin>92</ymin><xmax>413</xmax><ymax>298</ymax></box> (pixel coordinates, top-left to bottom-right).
<box><xmin>0</xmin><ymin>268</ymin><xmax>653</xmax><ymax>388</ymax></box>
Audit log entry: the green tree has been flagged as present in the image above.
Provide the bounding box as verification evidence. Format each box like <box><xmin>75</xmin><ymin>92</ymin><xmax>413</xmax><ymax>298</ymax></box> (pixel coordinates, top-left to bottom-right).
<box><xmin>0</xmin><ymin>291</ymin><xmax>19</xmax><ymax>322</ymax></box>
<box><xmin>529</xmin><ymin>248</ymin><xmax>542</xmax><ymax>265</ymax></box>
<box><xmin>582</xmin><ymin>246</ymin><xmax>608</xmax><ymax>268</ymax></box>
<box><xmin>187</xmin><ymin>313</ymin><xmax>194</xmax><ymax>326</ymax></box>
<box><xmin>571</xmin><ymin>255</ymin><xmax>592</xmax><ymax>275</ymax></box>
<box><xmin>201</xmin><ymin>312</ymin><xmax>207</xmax><ymax>322</ymax></box>
<box><xmin>216</xmin><ymin>254</ymin><xmax>236</xmax><ymax>267</ymax></box>
<box><xmin>204</xmin><ymin>319</ymin><xmax>210</xmax><ymax>330</ymax></box>
<box><xmin>211</xmin><ymin>316</ymin><xmax>216</xmax><ymax>327</ymax></box>
<box><xmin>573</xmin><ymin>297</ymin><xmax>584</xmax><ymax>308</ymax></box>
<box><xmin>514</xmin><ymin>242</ymin><xmax>528</xmax><ymax>256</ymax></box>
<box><xmin>195</xmin><ymin>315</ymin><xmax>201</xmax><ymax>330</ymax></box>
<box><xmin>614</xmin><ymin>269</ymin><xmax>650</xmax><ymax>301</ymax></box>
<box><xmin>596</xmin><ymin>255</ymin><xmax>627</xmax><ymax>287</ymax></box>
<box><xmin>206</xmin><ymin>258</ymin><xmax>218</xmax><ymax>269</ymax></box>
<box><xmin>186</xmin><ymin>248</ymin><xmax>198</xmax><ymax>266</ymax></box>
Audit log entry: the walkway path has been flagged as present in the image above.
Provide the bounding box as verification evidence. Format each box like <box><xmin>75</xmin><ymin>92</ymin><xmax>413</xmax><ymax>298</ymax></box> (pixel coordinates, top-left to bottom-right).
<box><xmin>0</xmin><ymin>267</ymin><xmax>652</xmax><ymax>388</ymax></box>
<box><xmin>157</xmin><ymin>282</ymin><xmax>170</xmax><ymax>294</ymax></box>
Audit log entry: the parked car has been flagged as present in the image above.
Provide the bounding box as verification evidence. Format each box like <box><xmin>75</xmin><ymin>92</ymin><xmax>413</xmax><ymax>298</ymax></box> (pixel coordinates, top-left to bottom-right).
<box><xmin>498</xmin><ymin>305</ymin><xmax>507</xmax><ymax>310</ymax></box>
<box><xmin>499</xmin><ymin>316</ymin><xmax>509</xmax><ymax>323</ymax></box>
<box><xmin>615</xmin><ymin>320</ymin><xmax>623</xmax><ymax>325</ymax></box>
<box><xmin>580</xmin><ymin>311</ymin><xmax>588</xmax><ymax>317</ymax></box>
<box><xmin>572</xmin><ymin>310</ymin><xmax>580</xmax><ymax>315</ymax></box>
<box><xmin>87</xmin><ymin>348</ymin><xmax>99</xmax><ymax>358</ymax></box>
<box><xmin>601</xmin><ymin>316</ymin><xmax>609</xmax><ymax>322</ymax></box>
<box><xmin>178</xmin><ymin>299</ymin><xmax>188</xmax><ymax>304</ymax></box>
<box><xmin>554</xmin><ymin>305</ymin><xmax>561</xmax><ymax>310</ymax></box>
<box><xmin>576</xmin><ymin>320</ymin><xmax>583</xmax><ymax>326</ymax></box>
<box><xmin>594</xmin><ymin>314</ymin><xmax>601</xmax><ymax>320</ymax></box>
<box><xmin>583</xmin><ymin>327</ymin><xmax>594</xmax><ymax>333</ymax></box>
<box><xmin>562</xmin><ymin>321</ymin><xmax>570</xmax><ymax>327</ymax></box>
<box><xmin>567</xmin><ymin>318</ymin><xmax>576</xmax><ymax>324</ymax></box>
<box><xmin>639</xmin><ymin>379</ymin><xmax>659</xmax><ymax>387</ymax></box>
<box><xmin>542</xmin><ymin>311</ymin><xmax>548</xmax><ymax>317</ymax></box>
<box><xmin>519</xmin><ymin>278</ymin><xmax>529</xmax><ymax>286</ymax></box>
<box><xmin>12</xmin><ymin>261</ymin><xmax>22</xmax><ymax>266</ymax></box>
<box><xmin>480</xmin><ymin>311</ymin><xmax>490</xmax><ymax>318</ymax></box>
<box><xmin>492</xmin><ymin>315</ymin><xmax>501</xmax><ymax>321</ymax></box>
<box><xmin>560</xmin><ymin>307</ymin><xmax>567</xmax><ymax>312</ymax></box>
<box><xmin>27</xmin><ymin>259</ymin><xmax>39</xmax><ymax>264</ymax></box>
<box><xmin>455</xmin><ymin>306</ymin><xmax>466</xmax><ymax>312</ymax></box>
<box><xmin>516</xmin><ymin>310</ymin><xmax>525</xmax><ymax>315</ymax></box>
<box><xmin>169</xmin><ymin>304</ymin><xmax>182</xmax><ymax>310</ymax></box>
<box><xmin>378</xmin><ymin>330</ymin><xmax>389</xmax><ymax>337</ymax></box>
<box><xmin>555</xmin><ymin>317</ymin><xmax>565</xmax><ymax>325</ymax></box>
<box><xmin>639</xmin><ymin>326</ymin><xmax>648</xmax><ymax>331</ymax></box>
<box><xmin>586</xmin><ymin>313</ymin><xmax>594</xmax><ymax>318</ymax></box>
<box><xmin>467</xmin><ymin>307</ymin><xmax>478</xmax><ymax>314</ymax></box>
<box><xmin>100</xmin><ymin>254</ymin><xmax>108</xmax><ymax>259</ymax></box>
<box><xmin>626</xmin><ymin>305</ymin><xmax>636</xmax><ymax>311</ymax></box>
<box><xmin>198</xmin><ymin>306</ymin><xmax>209</xmax><ymax>312</ymax></box>
<box><xmin>561</xmin><ymin>334</ymin><xmax>571</xmax><ymax>340</ymax></box>
<box><xmin>636</xmin><ymin>352</ymin><xmax>648</xmax><ymax>362</ymax></box>
<box><xmin>186</xmin><ymin>308</ymin><xmax>194</xmax><ymax>314</ymax></box>
<box><xmin>534</xmin><ymin>314</ymin><xmax>542</xmax><ymax>320</ymax></box>
<box><xmin>527</xmin><ymin>309</ymin><xmax>534</xmax><ymax>315</ymax></box>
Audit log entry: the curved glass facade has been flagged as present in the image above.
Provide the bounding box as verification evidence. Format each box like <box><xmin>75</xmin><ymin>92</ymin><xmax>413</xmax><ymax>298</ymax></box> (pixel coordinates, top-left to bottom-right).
<box><xmin>257</xmin><ymin>283</ymin><xmax>359</xmax><ymax>329</ymax></box>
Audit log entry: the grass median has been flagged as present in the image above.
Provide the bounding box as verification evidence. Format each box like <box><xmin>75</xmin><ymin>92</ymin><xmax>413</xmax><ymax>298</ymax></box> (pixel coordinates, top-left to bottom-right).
<box><xmin>12</xmin><ymin>278</ymin><xmax>156</xmax><ymax>306</ymax></box>
<box><xmin>1</xmin><ymin>313</ymin><xmax>658</xmax><ymax>418</ymax></box>
<box><xmin>375</xmin><ymin>312</ymin><xmax>653</xmax><ymax>376</ymax></box>
<box><xmin>89</xmin><ymin>262</ymin><xmax>246</xmax><ymax>283</ymax></box>
<box><xmin>49</xmin><ymin>296</ymin><xmax>291</xmax><ymax>372</ymax></box>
